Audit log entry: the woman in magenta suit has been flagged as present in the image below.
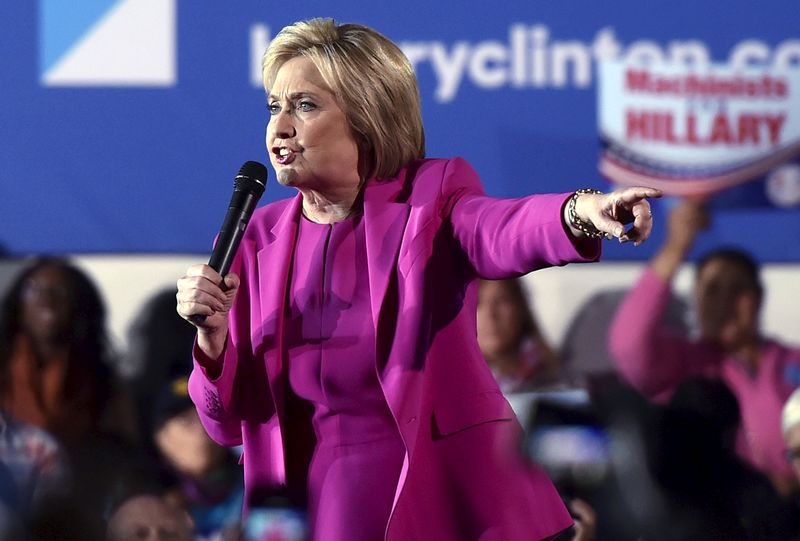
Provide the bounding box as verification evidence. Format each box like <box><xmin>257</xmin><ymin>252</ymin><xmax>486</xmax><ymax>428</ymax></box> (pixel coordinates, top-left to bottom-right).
<box><xmin>176</xmin><ymin>18</ymin><xmax>660</xmax><ymax>541</ymax></box>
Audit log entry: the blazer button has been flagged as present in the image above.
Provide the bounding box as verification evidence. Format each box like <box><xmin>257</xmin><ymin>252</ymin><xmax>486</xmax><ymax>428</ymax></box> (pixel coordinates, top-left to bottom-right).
<box><xmin>407</xmin><ymin>417</ymin><xmax>416</xmax><ymax>424</ymax></box>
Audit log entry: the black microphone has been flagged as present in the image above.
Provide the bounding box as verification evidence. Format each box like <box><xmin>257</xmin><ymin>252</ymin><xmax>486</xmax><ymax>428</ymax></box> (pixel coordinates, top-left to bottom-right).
<box><xmin>192</xmin><ymin>161</ymin><xmax>267</xmax><ymax>324</ymax></box>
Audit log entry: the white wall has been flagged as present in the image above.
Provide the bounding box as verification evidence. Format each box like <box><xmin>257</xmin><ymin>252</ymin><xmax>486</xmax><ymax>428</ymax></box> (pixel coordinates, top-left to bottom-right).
<box><xmin>64</xmin><ymin>255</ymin><xmax>800</xmax><ymax>355</ymax></box>
<box><xmin>71</xmin><ymin>254</ymin><xmax>205</xmax><ymax>352</ymax></box>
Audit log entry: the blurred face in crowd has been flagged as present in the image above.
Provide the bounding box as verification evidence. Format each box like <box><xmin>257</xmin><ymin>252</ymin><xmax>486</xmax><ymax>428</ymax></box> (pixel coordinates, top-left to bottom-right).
<box><xmin>155</xmin><ymin>408</ymin><xmax>228</xmax><ymax>478</ymax></box>
<box><xmin>477</xmin><ymin>280</ymin><xmax>527</xmax><ymax>358</ymax></box>
<box><xmin>266</xmin><ymin>56</ymin><xmax>361</xmax><ymax>192</ymax></box>
<box><xmin>20</xmin><ymin>265</ymin><xmax>72</xmax><ymax>345</ymax></box>
<box><xmin>107</xmin><ymin>495</ymin><xmax>193</xmax><ymax>541</ymax></box>
<box><xmin>695</xmin><ymin>259</ymin><xmax>759</xmax><ymax>349</ymax></box>
<box><xmin>785</xmin><ymin>424</ymin><xmax>800</xmax><ymax>482</ymax></box>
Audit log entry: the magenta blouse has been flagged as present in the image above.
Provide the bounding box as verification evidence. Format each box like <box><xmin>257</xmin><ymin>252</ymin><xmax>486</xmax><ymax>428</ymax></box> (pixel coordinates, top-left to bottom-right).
<box><xmin>285</xmin><ymin>214</ymin><xmax>404</xmax><ymax>540</ymax></box>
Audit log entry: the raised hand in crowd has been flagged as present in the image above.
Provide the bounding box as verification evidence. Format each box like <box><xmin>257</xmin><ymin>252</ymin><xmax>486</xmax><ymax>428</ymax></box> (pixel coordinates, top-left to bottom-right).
<box><xmin>650</xmin><ymin>199</ymin><xmax>710</xmax><ymax>281</ymax></box>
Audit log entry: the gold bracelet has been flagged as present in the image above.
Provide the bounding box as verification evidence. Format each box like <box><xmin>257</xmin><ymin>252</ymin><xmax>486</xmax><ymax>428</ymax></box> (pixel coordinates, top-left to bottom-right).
<box><xmin>567</xmin><ymin>188</ymin><xmax>606</xmax><ymax>239</ymax></box>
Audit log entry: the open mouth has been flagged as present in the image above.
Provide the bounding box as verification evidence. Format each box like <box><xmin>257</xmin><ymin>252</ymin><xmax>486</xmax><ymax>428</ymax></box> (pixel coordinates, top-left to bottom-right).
<box><xmin>273</xmin><ymin>146</ymin><xmax>298</xmax><ymax>165</ymax></box>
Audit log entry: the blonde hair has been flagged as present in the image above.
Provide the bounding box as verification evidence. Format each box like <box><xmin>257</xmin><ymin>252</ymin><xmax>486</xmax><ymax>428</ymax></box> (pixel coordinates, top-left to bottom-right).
<box><xmin>263</xmin><ymin>18</ymin><xmax>425</xmax><ymax>180</ymax></box>
<box><xmin>782</xmin><ymin>387</ymin><xmax>800</xmax><ymax>436</ymax></box>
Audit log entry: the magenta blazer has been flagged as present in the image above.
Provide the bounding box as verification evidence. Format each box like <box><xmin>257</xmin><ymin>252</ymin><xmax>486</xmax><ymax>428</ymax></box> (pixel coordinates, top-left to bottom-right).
<box><xmin>188</xmin><ymin>157</ymin><xmax>600</xmax><ymax>540</ymax></box>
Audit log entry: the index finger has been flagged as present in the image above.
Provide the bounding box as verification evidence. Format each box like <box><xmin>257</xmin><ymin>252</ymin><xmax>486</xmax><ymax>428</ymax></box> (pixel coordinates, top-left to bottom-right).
<box><xmin>618</xmin><ymin>187</ymin><xmax>663</xmax><ymax>203</ymax></box>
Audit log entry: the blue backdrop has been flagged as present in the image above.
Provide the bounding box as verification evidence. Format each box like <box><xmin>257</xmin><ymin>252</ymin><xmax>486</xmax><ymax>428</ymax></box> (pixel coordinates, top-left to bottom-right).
<box><xmin>2</xmin><ymin>1</ymin><xmax>798</xmax><ymax>261</ymax></box>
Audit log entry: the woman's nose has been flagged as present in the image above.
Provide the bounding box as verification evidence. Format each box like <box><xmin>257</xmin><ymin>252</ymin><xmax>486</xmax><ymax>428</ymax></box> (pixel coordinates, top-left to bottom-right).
<box><xmin>270</xmin><ymin>110</ymin><xmax>296</xmax><ymax>139</ymax></box>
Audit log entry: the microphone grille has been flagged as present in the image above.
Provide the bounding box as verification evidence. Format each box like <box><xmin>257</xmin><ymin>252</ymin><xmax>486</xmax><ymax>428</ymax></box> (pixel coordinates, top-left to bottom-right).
<box><xmin>235</xmin><ymin>160</ymin><xmax>268</xmax><ymax>195</ymax></box>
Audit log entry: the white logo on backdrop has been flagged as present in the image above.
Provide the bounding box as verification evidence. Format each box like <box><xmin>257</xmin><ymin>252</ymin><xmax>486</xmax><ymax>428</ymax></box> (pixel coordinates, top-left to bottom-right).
<box><xmin>40</xmin><ymin>0</ymin><xmax>177</xmax><ymax>87</ymax></box>
<box><xmin>250</xmin><ymin>23</ymin><xmax>799</xmax><ymax>103</ymax></box>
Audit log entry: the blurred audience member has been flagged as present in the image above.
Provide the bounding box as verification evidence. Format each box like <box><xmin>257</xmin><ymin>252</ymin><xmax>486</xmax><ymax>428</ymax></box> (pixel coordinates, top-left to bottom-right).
<box><xmin>477</xmin><ymin>278</ymin><xmax>560</xmax><ymax>392</ymax></box>
<box><xmin>125</xmin><ymin>287</ymin><xmax>196</xmax><ymax>444</ymax></box>
<box><xmin>596</xmin><ymin>377</ymin><xmax>794</xmax><ymax>540</ymax></box>
<box><xmin>608</xmin><ymin>200</ymin><xmax>800</xmax><ymax>494</ymax></box>
<box><xmin>0</xmin><ymin>257</ymin><xmax>154</xmax><ymax>530</ymax></box>
<box><xmin>479</xmin><ymin>279</ymin><xmax>601</xmax><ymax>539</ymax></box>
<box><xmin>0</xmin><ymin>411</ymin><xmax>69</xmax><ymax>517</ymax></box>
<box><xmin>152</xmin><ymin>375</ymin><xmax>243</xmax><ymax>539</ymax></box>
<box><xmin>650</xmin><ymin>377</ymin><xmax>795</xmax><ymax>540</ymax></box>
<box><xmin>106</xmin><ymin>493</ymin><xmax>194</xmax><ymax>541</ymax></box>
<box><xmin>0</xmin><ymin>257</ymin><xmax>122</xmax><ymax>442</ymax></box>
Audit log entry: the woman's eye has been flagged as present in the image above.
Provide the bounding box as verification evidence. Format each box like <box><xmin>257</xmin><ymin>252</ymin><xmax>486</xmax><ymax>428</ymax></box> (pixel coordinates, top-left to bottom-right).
<box><xmin>297</xmin><ymin>101</ymin><xmax>316</xmax><ymax>112</ymax></box>
<box><xmin>267</xmin><ymin>103</ymin><xmax>281</xmax><ymax>115</ymax></box>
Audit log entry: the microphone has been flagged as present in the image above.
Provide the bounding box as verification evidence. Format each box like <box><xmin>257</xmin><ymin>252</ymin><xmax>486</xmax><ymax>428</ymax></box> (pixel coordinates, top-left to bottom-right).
<box><xmin>192</xmin><ymin>161</ymin><xmax>267</xmax><ymax>324</ymax></box>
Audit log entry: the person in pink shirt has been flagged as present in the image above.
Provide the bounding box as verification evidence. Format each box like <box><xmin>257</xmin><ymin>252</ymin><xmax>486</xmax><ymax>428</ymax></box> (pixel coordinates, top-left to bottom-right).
<box><xmin>609</xmin><ymin>200</ymin><xmax>800</xmax><ymax>496</ymax></box>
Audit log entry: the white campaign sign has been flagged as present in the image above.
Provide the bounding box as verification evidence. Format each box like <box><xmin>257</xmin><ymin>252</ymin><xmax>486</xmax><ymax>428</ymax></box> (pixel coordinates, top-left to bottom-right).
<box><xmin>598</xmin><ymin>60</ymin><xmax>800</xmax><ymax>197</ymax></box>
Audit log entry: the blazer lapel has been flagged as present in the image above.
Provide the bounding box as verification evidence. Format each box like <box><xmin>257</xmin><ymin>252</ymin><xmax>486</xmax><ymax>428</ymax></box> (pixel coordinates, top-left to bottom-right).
<box><xmin>363</xmin><ymin>177</ymin><xmax>410</xmax><ymax>355</ymax></box>
<box><xmin>255</xmin><ymin>193</ymin><xmax>303</xmax><ymax>424</ymax></box>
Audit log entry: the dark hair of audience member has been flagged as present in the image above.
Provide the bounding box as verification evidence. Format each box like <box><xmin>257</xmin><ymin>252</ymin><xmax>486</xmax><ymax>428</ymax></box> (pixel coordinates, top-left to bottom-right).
<box><xmin>696</xmin><ymin>248</ymin><xmax>763</xmax><ymax>302</ymax></box>
<box><xmin>665</xmin><ymin>377</ymin><xmax>741</xmax><ymax>462</ymax></box>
